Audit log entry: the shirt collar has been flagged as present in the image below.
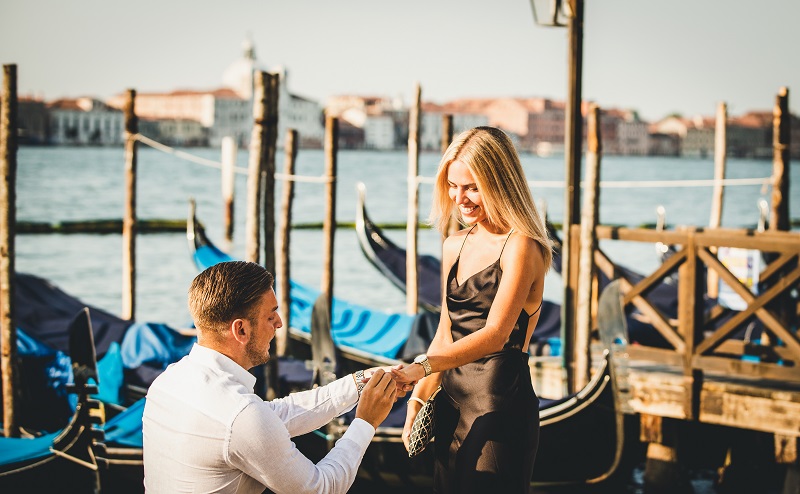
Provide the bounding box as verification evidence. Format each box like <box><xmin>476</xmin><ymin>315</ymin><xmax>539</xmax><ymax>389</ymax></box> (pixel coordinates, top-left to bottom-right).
<box><xmin>188</xmin><ymin>343</ymin><xmax>257</xmax><ymax>391</ymax></box>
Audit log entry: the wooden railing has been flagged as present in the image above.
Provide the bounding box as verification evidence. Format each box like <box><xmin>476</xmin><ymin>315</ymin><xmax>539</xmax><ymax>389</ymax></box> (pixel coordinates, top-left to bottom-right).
<box><xmin>586</xmin><ymin>225</ymin><xmax>800</xmax><ymax>389</ymax></box>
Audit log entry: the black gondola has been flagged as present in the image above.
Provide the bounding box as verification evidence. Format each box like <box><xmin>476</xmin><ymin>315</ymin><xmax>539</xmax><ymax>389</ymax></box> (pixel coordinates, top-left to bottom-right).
<box><xmin>0</xmin><ymin>308</ymin><xmax>107</xmax><ymax>492</ymax></box>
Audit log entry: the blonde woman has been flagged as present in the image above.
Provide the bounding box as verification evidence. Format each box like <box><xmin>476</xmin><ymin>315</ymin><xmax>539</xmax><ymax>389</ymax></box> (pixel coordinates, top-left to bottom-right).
<box><xmin>392</xmin><ymin>127</ymin><xmax>552</xmax><ymax>493</ymax></box>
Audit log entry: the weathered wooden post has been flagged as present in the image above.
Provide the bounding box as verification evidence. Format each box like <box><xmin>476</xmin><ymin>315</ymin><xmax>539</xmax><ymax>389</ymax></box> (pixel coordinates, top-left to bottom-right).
<box><xmin>441</xmin><ymin>114</ymin><xmax>460</xmax><ymax>239</ymax></box>
<box><xmin>277</xmin><ymin>129</ymin><xmax>297</xmax><ymax>357</ymax></box>
<box><xmin>221</xmin><ymin>136</ymin><xmax>237</xmax><ymax>250</ymax></box>
<box><xmin>245</xmin><ymin>71</ymin><xmax>268</xmax><ymax>264</ymax></box>
<box><xmin>262</xmin><ymin>72</ymin><xmax>280</xmax><ymax>276</ymax></box>
<box><xmin>770</xmin><ymin>87</ymin><xmax>790</xmax><ymax>232</ymax></box>
<box><xmin>562</xmin><ymin>0</ymin><xmax>585</xmax><ymax>395</ymax></box>
<box><xmin>321</xmin><ymin>116</ymin><xmax>338</xmax><ymax>321</ymax></box>
<box><xmin>707</xmin><ymin>102</ymin><xmax>727</xmax><ymax>299</ymax></box>
<box><xmin>574</xmin><ymin>103</ymin><xmax>601</xmax><ymax>390</ymax></box>
<box><xmin>1</xmin><ymin>64</ymin><xmax>19</xmax><ymax>437</ymax></box>
<box><xmin>406</xmin><ymin>82</ymin><xmax>421</xmax><ymax>315</ymax></box>
<box><xmin>122</xmin><ymin>89</ymin><xmax>138</xmax><ymax>321</ymax></box>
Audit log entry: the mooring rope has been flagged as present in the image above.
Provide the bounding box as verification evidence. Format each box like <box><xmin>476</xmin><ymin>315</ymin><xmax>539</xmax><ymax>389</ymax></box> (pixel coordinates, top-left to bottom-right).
<box><xmin>415</xmin><ymin>175</ymin><xmax>771</xmax><ymax>188</ymax></box>
<box><xmin>133</xmin><ymin>134</ymin><xmax>331</xmax><ymax>183</ymax></box>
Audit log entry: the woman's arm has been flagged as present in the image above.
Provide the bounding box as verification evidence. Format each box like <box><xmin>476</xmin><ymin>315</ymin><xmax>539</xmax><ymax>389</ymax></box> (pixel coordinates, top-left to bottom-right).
<box><xmin>394</xmin><ymin>234</ymin><xmax>544</xmax><ymax>383</ymax></box>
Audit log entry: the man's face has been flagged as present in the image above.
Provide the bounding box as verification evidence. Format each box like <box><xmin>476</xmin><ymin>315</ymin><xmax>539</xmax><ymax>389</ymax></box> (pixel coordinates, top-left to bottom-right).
<box><xmin>244</xmin><ymin>289</ymin><xmax>281</xmax><ymax>367</ymax></box>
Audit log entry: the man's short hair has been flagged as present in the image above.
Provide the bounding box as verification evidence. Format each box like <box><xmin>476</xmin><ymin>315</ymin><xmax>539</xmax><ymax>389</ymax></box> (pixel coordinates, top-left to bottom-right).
<box><xmin>188</xmin><ymin>261</ymin><xmax>275</xmax><ymax>337</ymax></box>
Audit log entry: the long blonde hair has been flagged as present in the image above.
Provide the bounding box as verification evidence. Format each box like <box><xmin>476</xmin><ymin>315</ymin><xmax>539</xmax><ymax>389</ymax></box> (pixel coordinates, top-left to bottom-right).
<box><xmin>429</xmin><ymin>126</ymin><xmax>553</xmax><ymax>271</ymax></box>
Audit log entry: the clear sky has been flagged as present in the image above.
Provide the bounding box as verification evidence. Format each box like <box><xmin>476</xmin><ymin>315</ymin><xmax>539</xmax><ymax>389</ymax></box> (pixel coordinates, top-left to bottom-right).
<box><xmin>2</xmin><ymin>0</ymin><xmax>798</xmax><ymax>122</ymax></box>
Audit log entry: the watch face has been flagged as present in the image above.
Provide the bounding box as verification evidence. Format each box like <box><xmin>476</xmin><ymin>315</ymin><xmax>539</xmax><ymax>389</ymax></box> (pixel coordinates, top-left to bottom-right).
<box><xmin>414</xmin><ymin>354</ymin><xmax>427</xmax><ymax>364</ymax></box>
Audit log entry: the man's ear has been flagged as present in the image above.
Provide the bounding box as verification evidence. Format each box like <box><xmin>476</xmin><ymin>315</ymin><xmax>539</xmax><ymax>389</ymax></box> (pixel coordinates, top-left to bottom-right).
<box><xmin>230</xmin><ymin>318</ymin><xmax>250</xmax><ymax>345</ymax></box>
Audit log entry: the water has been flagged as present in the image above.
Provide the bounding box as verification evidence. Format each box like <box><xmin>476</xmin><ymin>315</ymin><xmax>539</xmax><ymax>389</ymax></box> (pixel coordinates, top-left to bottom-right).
<box><xmin>15</xmin><ymin>146</ymin><xmax>798</xmax><ymax>329</ymax></box>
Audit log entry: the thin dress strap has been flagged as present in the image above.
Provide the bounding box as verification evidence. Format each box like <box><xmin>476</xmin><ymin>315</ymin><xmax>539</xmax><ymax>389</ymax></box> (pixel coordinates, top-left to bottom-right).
<box><xmin>456</xmin><ymin>224</ymin><xmax>477</xmax><ymax>258</ymax></box>
<box><xmin>497</xmin><ymin>229</ymin><xmax>514</xmax><ymax>259</ymax></box>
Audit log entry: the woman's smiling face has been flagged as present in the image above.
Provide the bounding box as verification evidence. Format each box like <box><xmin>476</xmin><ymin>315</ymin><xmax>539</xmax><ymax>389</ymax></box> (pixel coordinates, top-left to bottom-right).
<box><xmin>447</xmin><ymin>160</ymin><xmax>486</xmax><ymax>225</ymax></box>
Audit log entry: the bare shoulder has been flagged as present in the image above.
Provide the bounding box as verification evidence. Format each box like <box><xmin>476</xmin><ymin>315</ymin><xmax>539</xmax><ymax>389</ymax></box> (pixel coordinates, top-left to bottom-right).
<box><xmin>501</xmin><ymin>233</ymin><xmax>546</xmax><ymax>273</ymax></box>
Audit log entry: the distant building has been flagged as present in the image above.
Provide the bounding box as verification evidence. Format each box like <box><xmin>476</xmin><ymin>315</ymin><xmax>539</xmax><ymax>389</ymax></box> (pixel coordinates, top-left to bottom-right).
<box><xmin>223</xmin><ymin>40</ymin><xmax>324</xmax><ymax>149</ymax></box>
<box><xmin>727</xmin><ymin>111</ymin><xmax>775</xmax><ymax>159</ymax></box>
<box><xmin>107</xmin><ymin>88</ymin><xmax>249</xmax><ymax>148</ymax></box>
<box><xmin>326</xmin><ymin>95</ymin><xmax>405</xmax><ymax>149</ymax></box>
<box><xmin>48</xmin><ymin>97</ymin><xmax>123</xmax><ymax>146</ymax></box>
<box><xmin>615</xmin><ymin>110</ymin><xmax>650</xmax><ymax>156</ymax></box>
<box><xmin>17</xmin><ymin>96</ymin><xmax>48</xmax><ymax>144</ymax></box>
<box><xmin>420</xmin><ymin>101</ymin><xmax>489</xmax><ymax>151</ymax></box>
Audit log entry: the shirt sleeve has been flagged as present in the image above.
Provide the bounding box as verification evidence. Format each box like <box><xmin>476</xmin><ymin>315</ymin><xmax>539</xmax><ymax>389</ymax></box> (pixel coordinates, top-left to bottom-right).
<box><xmin>267</xmin><ymin>374</ymin><xmax>360</xmax><ymax>437</ymax></box>
<box><xmin>228</xmin><ymin>401</ymin><xmax>375</xmax><ymax>494</ymax></box>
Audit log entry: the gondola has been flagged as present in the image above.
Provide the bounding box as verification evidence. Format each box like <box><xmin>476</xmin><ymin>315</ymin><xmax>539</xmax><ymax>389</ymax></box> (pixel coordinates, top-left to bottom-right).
<box><xmin>6</xmin><ymin>272</ymin><xmax>196</xmax><ymax>432</ymax></box>
<box><xmin>0</xmin><ymin>309</ymin><xmax>107</xmax><ymax>492</ymax></box>
<box><xmin>188</xmin><ymin>200</ymin><xmax>416</xmax><ymax>371</ymax></box>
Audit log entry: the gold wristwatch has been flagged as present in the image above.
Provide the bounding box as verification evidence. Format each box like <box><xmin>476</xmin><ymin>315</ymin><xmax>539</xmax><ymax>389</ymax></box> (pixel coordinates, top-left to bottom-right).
<box><xmin>413</xmin><ymin>354</ymin><xmax>432</xmax><ymax>377</ymax></box>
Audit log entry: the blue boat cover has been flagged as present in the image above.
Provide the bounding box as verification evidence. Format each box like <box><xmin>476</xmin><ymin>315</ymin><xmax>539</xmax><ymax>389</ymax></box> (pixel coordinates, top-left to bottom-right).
<box><xmin>102</xmin><ymin>398</ymin><xmax>145</xmax><ymax>448</ymax></box>
<box><xmin>194</xmin><ymin>244</ymin><xmax>414</xmax><ymax>359</ymax></box>
<box><xmin>0</xmin><ymin>431</ymin><xmax>60</xmax><ymax>467</ymax></box>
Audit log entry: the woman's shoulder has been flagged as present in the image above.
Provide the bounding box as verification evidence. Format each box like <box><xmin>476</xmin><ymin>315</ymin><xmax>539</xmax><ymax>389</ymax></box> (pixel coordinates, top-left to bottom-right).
<box><xmin>502</xmin><ymin>233</ymin><xmax>545</xmax><ymax>269</ymax></box>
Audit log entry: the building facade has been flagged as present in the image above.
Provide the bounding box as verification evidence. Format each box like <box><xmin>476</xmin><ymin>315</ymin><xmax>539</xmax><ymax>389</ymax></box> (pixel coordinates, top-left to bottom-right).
<box><xmin>48</xmin><ymin>98</ymin><xmax>124</xmax><ymax>146</ymax></box>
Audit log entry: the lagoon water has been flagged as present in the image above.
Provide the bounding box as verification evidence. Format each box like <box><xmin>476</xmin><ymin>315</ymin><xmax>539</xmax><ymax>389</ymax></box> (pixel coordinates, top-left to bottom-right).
<box><xmin>15</xmin><ymin>145</ymin><xmax>799</xmax><ymax>329</ymax></box>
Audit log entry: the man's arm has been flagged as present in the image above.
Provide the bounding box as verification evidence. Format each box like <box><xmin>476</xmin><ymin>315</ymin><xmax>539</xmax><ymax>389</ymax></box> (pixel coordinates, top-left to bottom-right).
<box><xmin>229</xmin><ymin>401</ymin><xmax>373</xmax><ymax>494</ymax></box>
<box><xmin>268</xmin><ymin>374</ymin><xmax>359</xmax><ymax>437</ymax></box>
<box><xmin>229</xmin><ymin>371</ymin><xmax>396</xmax><ymax>494</ymax></box>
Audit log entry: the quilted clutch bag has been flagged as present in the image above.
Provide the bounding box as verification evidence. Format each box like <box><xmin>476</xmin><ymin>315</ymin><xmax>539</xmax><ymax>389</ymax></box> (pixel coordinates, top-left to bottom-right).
<box><xmin>407</xmin><ymin>386</ymin><xmax>441</xmax><ymax>458</ymax></box>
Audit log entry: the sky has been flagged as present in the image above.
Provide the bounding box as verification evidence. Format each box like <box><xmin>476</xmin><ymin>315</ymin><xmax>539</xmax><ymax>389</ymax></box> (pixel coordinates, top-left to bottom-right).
<box><xmin>1</xmin><ymin>0</ymin><xmax>798</xmax><ymax>122</ymax></box>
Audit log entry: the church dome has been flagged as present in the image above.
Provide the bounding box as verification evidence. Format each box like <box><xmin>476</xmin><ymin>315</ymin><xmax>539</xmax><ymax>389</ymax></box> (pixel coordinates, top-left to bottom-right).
<box><xmin>222</xmin><ymin>38</ymin><xmax>267</xmax><ymax>99</ymax></box>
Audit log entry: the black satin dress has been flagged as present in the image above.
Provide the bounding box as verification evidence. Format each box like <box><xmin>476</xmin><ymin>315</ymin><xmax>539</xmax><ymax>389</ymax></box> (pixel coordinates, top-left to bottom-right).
<box><xmin>433</xmin><ymin>231</ymin><xmax>540</xmax><ymax>494</ymax></box>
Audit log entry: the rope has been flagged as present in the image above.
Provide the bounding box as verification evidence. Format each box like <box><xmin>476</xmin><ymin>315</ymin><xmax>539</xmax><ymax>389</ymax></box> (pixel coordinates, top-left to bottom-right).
<box><xmin>275</xmin><ymin>173</ymin><xmax>334</xmax><ymax>184</ymax></box>
<box><xmin>134</xmin><ymin>134</ymin><xmax>332</xmax><ymax>183</ymax></box>
<box><xmin>133</xmin><ymin>134</ymin><xmax>238</xmax><ymax>171</ymax></box>
<box><xmin>528</xmin><ymin>177</ymin><xmax>772</xmax><ymax>189</ymax></box>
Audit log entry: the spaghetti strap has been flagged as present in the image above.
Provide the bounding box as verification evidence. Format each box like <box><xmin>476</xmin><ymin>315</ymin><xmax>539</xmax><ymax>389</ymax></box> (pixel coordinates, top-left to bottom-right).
<box><xmin>457</xmin><ymin>225</ymin><xmax>477</xmax><ymax>258</ymax></box>
<box><xmin>498</xmin><ymin>229</ymin><xmax>514</xmax><ymax>259</ymax></box>
<box><xmin>530</xmin><ymin>300</ymin><xmax>543</xmax><ymax>317</ymax></box>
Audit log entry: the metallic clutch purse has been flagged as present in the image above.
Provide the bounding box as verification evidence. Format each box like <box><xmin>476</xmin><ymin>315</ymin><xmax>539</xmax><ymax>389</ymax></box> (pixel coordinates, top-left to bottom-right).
<box><xmin>407</xmin><ymin>386</ymin><xmax>441</xmax><ymax>458</ymax></box>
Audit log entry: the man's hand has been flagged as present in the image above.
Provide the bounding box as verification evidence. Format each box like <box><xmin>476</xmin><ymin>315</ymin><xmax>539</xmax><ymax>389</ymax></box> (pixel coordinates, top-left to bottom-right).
<box><xmin>363</xmin><ymin>365</ymin><xmax>416</xmax><ymax>399</ymax></box>
<box><xmin>355</xmin><ymin>369</ymin><xmax>397</xmax><ymax>429</ymax></box>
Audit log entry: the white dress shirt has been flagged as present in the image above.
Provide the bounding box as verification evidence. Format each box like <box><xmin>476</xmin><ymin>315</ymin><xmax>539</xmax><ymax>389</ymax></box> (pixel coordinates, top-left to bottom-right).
<box><xmin>143</xmin><ymin>344</ymin><xmax>374</xmax><ymax>494</ymax></box>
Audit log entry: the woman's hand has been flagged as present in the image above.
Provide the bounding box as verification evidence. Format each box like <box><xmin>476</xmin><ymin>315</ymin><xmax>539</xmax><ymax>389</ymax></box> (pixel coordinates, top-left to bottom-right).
<box><xmin>391</xmin><ymin>362</ymin><xmax>426</xmax><ymax>384</ymax></box>
<box><xmin>402</xmin><ymin>399</ymin><xmax>423</xmax><ymax>452</ymax></box>
<box><xmin>362</xmin><ymin>365</ymin><xmax>415</xmax><ymax>397</ymax></box>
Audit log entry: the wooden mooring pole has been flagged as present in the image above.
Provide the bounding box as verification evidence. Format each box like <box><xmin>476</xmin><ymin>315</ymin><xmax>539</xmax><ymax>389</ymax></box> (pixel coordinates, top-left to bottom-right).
<box><xmin>562</xmin><ymin>0</ymin><xmax>585</xmax><ymax>395</ymax></box>
<box><xmin>574</xmin><ymin>103</ymin><xmax>601</xmax><ymax>391</ymax></box>
<box><xmin>262</xmin><ymin>72</ymin><xmax>280</xmax><ymax>276</ymax></box>
<box><xmin>1</xmin><ymin>64</ymin><xmax>19</xmax><ymax>437</ymax></box>
<box><xmin>221</xmin><ymin>136</ymin><xmax>237</xmax><ymax>250</ymax></box>
<box><xmin>770</xmin><ymin>87</ymin><xmax>790</xmax><ymax>233</ymax></box>
<box><xmin>245</xmin><ymin>71</ymin><xmax>268</xmax><ymax>264</ymax></box>
<box><xmin>442</xmin><ymin>114</ymin><xmax>461</xmax><ymax>240</ymax></box>
<box><xmin>707</xmin><ymin>102</ymin><xmax>727</xmax><ymax>299</ymax></box>
<box><xmin>277</xmin><ymin>129</ymin><xmax>297</xmax><ymax>357</ymax></box>
<box><xmin>122</xmin><ymin>89</ymin><xmax>138</xmax><ymax>321</ymax></box>
<box><xmin>406</xmin><ymin>82</ymin><xmax>421</xmax><ymax>315</ymax></box>
<box><xmin>321</xmin><ymin>116</ymin><xmax>338</xmax><ymax>322</ymax></box>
